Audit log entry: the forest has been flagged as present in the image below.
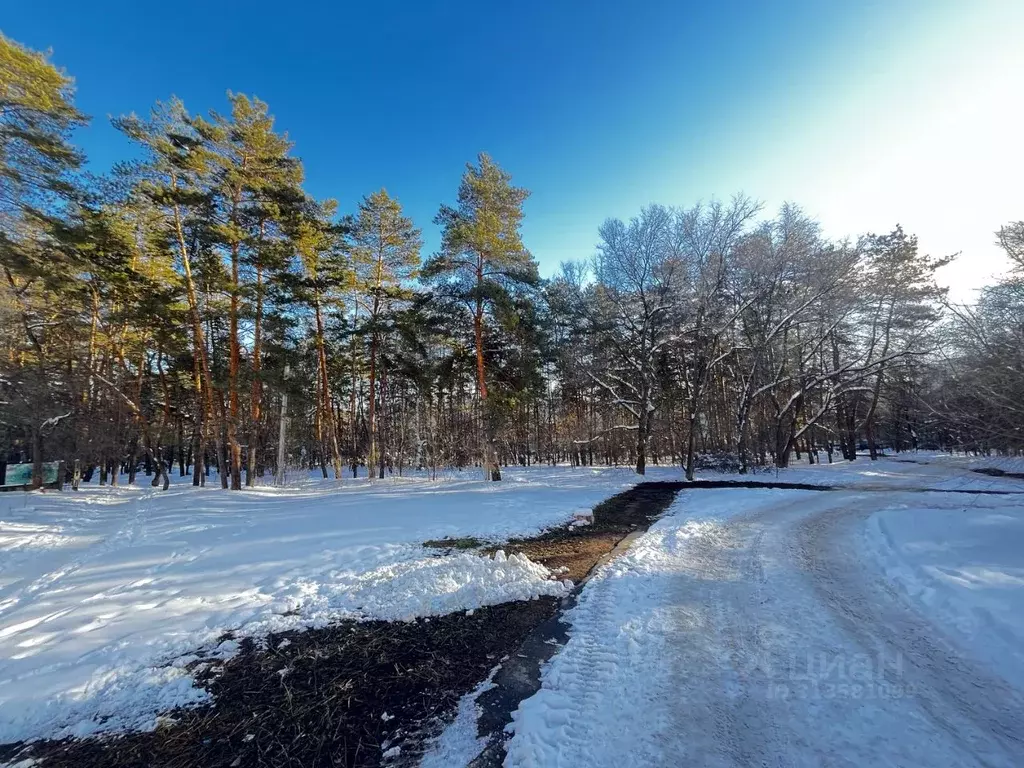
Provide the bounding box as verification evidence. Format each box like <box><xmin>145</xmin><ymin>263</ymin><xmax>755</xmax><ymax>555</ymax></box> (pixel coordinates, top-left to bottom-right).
<box><xmin>3</xmin><ymin>32</ymin><xmax>1023</xmax><ymax>490</ymax></box>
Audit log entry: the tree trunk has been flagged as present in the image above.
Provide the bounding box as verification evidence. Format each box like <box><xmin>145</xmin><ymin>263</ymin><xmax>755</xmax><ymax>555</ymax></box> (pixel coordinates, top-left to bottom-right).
<box><xmin>30</xmin><ymin>427</ymin><xmax>44</xmax><ymax>489</ymax></box>
<box><xmin>474</xmin><ymin>278</ymin><xmax>500</xmax><ymax>482</ymax></box>
<box><xmin>313</xmin><ymin>295</ymin><xmax>343</xmax><ymax>480</ymax></box>
<box><xmin>349</xmin><ymin>303</ymin><xmax>359</xmax><ymax>478</ymax></box>
<box><xmin>247</xmin><ymin>261</ymin><xmax>265</xmax><ymax>487</ymax></box>
<box><xmin>684</xmin><ymin>407</ymin><xmax>699</xmax><ymax>481</ymax></box>
<box><xmin>368</xmin><ymin>329</ymin><xmax>379</xmax><ymax>480</ymax></box>
<box><xmin>377</xmin><ymin>360</ymin><xmax>386</xmax><ymax>479</ymax></box>
<box><xmin>227</xmin><ymin>240</ymin><xmax>242</xmax><ymax>490</ymax></box>
<box><xmin>635</xmin><ymin>410</ymin><xmax>648</xmax><ymax>476</ymax></box>
<box><xmin>735</xmin><ymin>402</ymin><xmax>751</xmax><ymax>474</ymax></box>
<box><xmin>171</xmin><ymin>188</ymin><xmax>217</xmax><ymax>488</ymax></box>
<box><xmin>275</xmin><ymin>363</ymin><xmax>290</xmax><ymax>485</ymax></box>
<box><xmin>128</xmin><ymin>438</ymin><xmax>138</xmax><ymax>484</ymax></box>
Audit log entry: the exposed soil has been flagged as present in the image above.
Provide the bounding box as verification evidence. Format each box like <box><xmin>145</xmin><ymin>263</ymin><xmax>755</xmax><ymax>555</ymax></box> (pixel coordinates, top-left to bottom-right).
<box><xmin>973</xmin><ymin>467</ymin><xmax>1024</xmax><ymax>481</ymax></box>
<box><xmin>422</xmin><ymin>536</ymin><xmax>483</xmax><ymax>550</ymax></box>
<box><xmin>498</xmin><ymin>481</ymin><xmax>688</xmax><ymax>581</ymax></box>
<box><xmin>504</xmin><ymin>532</ymin><xmax>624</xmax><ymax>582</ymax></box>
<box><xmin>0</xmin><ymin>599</ymin><xmax>560</xmax><ymax>768</ymax></box>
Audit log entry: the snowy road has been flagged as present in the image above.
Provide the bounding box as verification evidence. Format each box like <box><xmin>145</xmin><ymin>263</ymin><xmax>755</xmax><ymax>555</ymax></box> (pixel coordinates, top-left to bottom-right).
<box><xmin>505</xmin><ymin>460</ymin><xmax>1024</xmax><ymax>767</ymax></box>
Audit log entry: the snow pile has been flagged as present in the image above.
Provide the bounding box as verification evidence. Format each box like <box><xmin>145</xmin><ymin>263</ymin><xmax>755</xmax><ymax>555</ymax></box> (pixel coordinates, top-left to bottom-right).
<box><xmin>267</xmin><ymin>549</ymin><xmax>572</xmax><ymax>625</ymax></box>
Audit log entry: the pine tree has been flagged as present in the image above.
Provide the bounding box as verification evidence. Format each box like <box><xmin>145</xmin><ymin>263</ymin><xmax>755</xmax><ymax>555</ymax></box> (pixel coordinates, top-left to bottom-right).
<box><xmin>423</xmin><ymin>153</ymin><xmax>537</xmax><ymax>481</ymax></box>
<box><xmin>74</xmin><ymin>200</ymin><xmax>183</xmax><ymax>490</ymax></box>
<box><xmin>114</xmin><ymin>99</ymin><xmax>226</xmax><ymax>486</ymax></box>
<box><xmin>0</xmin><ymin>33</ymin><xmax>86</xmax><ymax>255</ymax></box>
<box><xmin>291</xmin><ymin>199</ymin><xmax>350</xmax><ymax>480</ymax></box>
<box><xmin>195</xmin><ymin>93</ymin><xmax>304</xmax><ymax>488</ymax></box>
<box><xmin>350</xmin><ymin>189</ymin><xmax>422</xmax><ymax>479</ymax></box>
<box><xmin>1</xmin><ymin>34</ymin><xmax>87</xmax><ymax>487</ymax></box>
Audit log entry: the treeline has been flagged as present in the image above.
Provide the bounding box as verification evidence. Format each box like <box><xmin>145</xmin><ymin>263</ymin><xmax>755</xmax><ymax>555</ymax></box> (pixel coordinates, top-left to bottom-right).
<box><xmin>1</xmin><ymin>34</ymin><xmax>1021</xmax><ymax>489</ymax></box>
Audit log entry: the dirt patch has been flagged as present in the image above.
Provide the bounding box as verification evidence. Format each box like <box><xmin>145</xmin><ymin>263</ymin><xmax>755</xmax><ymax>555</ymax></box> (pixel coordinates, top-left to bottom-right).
<box><xmin>505</xmin><ymin>533</ymin><xmax>623</xmax><ymax>581</ymax></box>
<box><xmin>496</xmin><ymin>481</ymin><xmax>686</xmax><ymax>581</ymax></box>
<box><xmin>0</xmin><ymin>599</ymin><xmax>559</xmax><ymax>768</ymax></box>
<box><xmin>423</xmin><ymin>536</ymin><xmax>484</xmax><ymax>550</ymax></box>
<box><xmin>973</xmin><ymin>467</ymin><xmax>1024</xmax><ymax>481</ymax></box>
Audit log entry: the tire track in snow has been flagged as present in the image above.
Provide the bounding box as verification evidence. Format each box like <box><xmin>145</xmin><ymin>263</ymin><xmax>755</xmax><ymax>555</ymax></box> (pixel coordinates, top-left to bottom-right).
<box><xmin>502</xmin><ymin>524</ymin><xmax>680</xmax><ymax>766</ymax></box>
<box><xmin>798</xmin><ymin>502</ymin><xmax>1024</xmax><ymax>766</ymax></box>
<box><xmin>664</xmin><ymin>494</ymin><xmax>822</xmax><ymax>768</ymax></box>
<box><xmin>509</xmin><ymin>487</ymin><xmax>1024</xmax><ymax>767</ymax></box>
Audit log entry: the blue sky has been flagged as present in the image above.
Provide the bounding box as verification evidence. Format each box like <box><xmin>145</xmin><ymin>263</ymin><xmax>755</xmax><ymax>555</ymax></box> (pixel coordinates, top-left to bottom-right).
<box><xmin>5</xmin><ymin>1</ymin><xmax>1022</xmax><ymax>298</ymax></box>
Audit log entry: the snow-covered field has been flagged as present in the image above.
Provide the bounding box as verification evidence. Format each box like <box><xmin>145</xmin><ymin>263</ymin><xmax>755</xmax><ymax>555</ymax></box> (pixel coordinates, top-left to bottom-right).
<box><xmin>502</xmin><ymin>456</ymin><xmax>1024</xmax><ymax>767</ymax></box>
<box><xmin>0</xmin><ymin>465</ymin><xmax>671</xmax><ymax>745</ymax></box>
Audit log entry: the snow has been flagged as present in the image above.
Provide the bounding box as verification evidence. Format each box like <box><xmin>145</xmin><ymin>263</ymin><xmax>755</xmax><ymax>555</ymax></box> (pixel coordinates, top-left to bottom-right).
<box><xmin>504</xmin><ymin>490</ymin><xmax>791</xmax><ymax>767</ymax></box>
<box><xmin>270</xmin><ymin>548</ymin><xmax>573</xmax><ymax>624</ymax></box>
<box><xmin>930</xmin><ymin>453</ymin><xmax>1024</xmax><ymax>476</ymax></box>
<box><xmin>4</xmin><ymin>454</ymin><xmax>1023</xmax><ymax>756</ymax></box>
<box><xmin>0</xmin><ymin>465</ymin><xmax>654</xmax><ymax>745</ymax></box>
<box><xmin>504</xmin><ymin>459</ymin><xmax>1024</xmax><ymax>767</ymax></box>
<box><xmin>863</xmin><ymin>492</ymin><xmax>1024</xmax><ymax>688</ymax></box>
<box><xmin>420</xmin><ymin>664</ymin><xmax>501</xmax><ymax>768</ymax></box>
<box><xmin>713</xmin><ymin>450</ymin><xmax>1024</xmax><ymax>492</ymax></box>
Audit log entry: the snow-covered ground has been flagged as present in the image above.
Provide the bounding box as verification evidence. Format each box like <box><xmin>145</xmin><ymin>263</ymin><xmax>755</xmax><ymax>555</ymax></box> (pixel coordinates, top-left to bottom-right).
<box><xmin>0</xmin><ymin>465</ymin><xmax>672</xmax><ymax>745</ymax></box>
<box><xmin>3</xmin><ymin>453</ymin><xmax>1022</xmax><ymax>758</ymax></box>
<box><xmin>864</xmin><ymin>493</ymin><xmax>1024</xmax><ymax>688</ymax></box>
<box><xmin>502</xmin><ymin>457</ymin><xmax>1024</xmax><ymax>767</ymax></box>
<box><xmin>733</xmin><ymin>449</ymin><xmax>1024</xmax><ymax>492</ymax></box>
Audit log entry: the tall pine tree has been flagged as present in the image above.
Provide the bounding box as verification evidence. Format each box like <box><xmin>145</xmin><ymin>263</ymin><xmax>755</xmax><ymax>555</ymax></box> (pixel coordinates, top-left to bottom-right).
<box><xmin>423</xmin><ymin>154</ymin><xmax>537</xmax><ymax>481</ymax></box>
<box><xmin>351</xmin><ymin>189</ymin><xmax>422</xmax><ymax>479</ymax></box>
<box><xmin>196</xmin><ymin>93</ymin><xmax>304</xmax><ymax>488</ymax></box>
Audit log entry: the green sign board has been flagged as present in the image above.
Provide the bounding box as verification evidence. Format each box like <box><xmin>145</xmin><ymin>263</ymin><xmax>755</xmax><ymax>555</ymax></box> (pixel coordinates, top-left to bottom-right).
<box><xmin>2</xmin><ymin>462</ymin><xmax>62</xmax><ymax>488</ymax></box>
